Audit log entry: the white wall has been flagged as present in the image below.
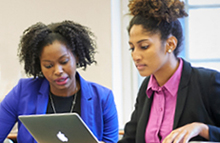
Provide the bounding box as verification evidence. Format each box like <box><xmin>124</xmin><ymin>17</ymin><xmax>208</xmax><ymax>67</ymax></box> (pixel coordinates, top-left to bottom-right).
<box><xmin>0</xmin><ymin>0</ymin><xmax>112</xmax><ymax>100</ymax></box>
<box><xmin>111</xmin><ymin>0</ymin><xmax>141</xmax><ymax>128</ymax></box>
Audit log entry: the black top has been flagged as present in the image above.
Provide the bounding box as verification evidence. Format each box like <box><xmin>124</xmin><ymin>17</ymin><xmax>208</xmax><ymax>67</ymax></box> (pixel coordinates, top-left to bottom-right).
<box><xmin>46</xmin><ymin>89</ymin><xmax>81</xmax><ymax>115</ymax></box>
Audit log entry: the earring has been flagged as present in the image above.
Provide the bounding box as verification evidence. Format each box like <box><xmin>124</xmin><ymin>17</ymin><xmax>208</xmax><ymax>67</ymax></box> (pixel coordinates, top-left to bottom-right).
<box><xmin>168</xmin><ymin>49</ymin><xmax>172</xmax><ymax>53</ymax></box>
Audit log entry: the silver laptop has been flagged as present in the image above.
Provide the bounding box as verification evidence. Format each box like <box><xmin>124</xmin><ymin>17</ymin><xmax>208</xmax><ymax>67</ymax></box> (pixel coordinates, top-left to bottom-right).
<box><xmin>18</xmin><ymin>113</ymin><xmax>99</xmax><ymax>143</ymax></box>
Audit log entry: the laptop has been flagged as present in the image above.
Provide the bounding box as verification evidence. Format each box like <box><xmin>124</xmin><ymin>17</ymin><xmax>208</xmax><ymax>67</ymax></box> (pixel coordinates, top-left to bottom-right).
<box><xmin>18</xmin><ymin>113</ymin><xmax>99</xmax><ymax>143</ymax></box>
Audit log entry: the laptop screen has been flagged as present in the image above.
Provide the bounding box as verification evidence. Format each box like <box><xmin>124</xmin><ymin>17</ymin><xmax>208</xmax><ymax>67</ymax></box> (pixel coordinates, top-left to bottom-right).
<box><xmin>18</xmin><ymin>113</ymin><xmax>99</xmax><ymax>143</ymax></box>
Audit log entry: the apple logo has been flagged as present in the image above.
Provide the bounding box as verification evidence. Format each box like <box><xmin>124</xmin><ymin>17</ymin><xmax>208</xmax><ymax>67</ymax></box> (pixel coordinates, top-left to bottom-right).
<box><xmin>57</xmin><ymin>131</ymin><xmax>68</xmax><ymax>142</ymax></box>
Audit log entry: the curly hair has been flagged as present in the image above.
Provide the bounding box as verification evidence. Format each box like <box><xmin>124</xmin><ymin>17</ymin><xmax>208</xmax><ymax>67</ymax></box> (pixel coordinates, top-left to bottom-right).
<box><xmin>18</xmin><ymin>20</ymin><xmax>97</xmax><ymax>78</ymax></box>
<box><xmin>128</xmin><ymin>0</ymin><xmax>188</xmax><ymax>57</ymax></box>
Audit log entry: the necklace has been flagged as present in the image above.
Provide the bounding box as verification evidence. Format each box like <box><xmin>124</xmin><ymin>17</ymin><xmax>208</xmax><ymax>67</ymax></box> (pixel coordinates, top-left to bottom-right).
<box><xmin>49</xmin><ymin>88</ymin><xmax>78</xmax><ymax>113</ymax></box>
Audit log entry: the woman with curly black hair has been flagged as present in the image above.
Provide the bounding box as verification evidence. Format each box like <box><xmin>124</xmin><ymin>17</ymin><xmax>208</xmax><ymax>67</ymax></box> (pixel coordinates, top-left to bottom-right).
<box><xmin>0</xmin><ymin>20</ymin><xmax>118</xmax><ymax>143</ymax></box>
<box><xmin>118</xmin><ymin>0</ymin><xmax>220</xmax><ymax>143</ymax></box>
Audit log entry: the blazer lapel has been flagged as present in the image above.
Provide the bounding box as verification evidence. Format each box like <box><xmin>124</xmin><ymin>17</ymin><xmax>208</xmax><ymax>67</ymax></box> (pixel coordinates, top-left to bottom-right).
<box><xmin>78</xmin><ymin>73</ymin><xmax>93</xmax><ymax>127</ymax></box>
<box><xmin>135</xmin><ymin>77</ymin><xmax>153</xmax><ymax>143</ymax></box>
<box><xmin>173</xmin><ymin>59</ymin><xmax>192</xmax><ymax>129</ymax></box>
<box><xmin>136</xmin><ymin>93</ymin><xmax>154</xmax><ymax>143</ymax></box>
<box><xmin>36</xmin><ymin>79</ymin><xmax>50</xmax><ymax>114</ymax></box>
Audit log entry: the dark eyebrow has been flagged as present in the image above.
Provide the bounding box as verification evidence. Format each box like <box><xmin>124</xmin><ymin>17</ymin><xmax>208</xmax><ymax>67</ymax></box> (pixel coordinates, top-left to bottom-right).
<box><xmin>128</xmin><ymin>39</ymin><xmax>149</xmax><ymax>45</ymax></box>
<box><xmin>41</xmin><ymin>54</ymin><xmax>68</xmax><ymax>62</ymax></box>
<box><xmin>137</xmin><ymin>39</ymin><xmax>149</xmax><ymax>44</ymax></box>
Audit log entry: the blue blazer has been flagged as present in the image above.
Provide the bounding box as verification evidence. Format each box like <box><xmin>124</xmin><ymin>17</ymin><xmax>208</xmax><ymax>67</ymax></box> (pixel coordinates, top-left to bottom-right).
<box><xmin>0</xmin><ymin>73</ymin><xmax>118</xmax><ymax>143</ymax></box>
<box><xmin>118</xmin><ymin>59</ymin><xmax>220</xmax><ymax>143</ymax></box>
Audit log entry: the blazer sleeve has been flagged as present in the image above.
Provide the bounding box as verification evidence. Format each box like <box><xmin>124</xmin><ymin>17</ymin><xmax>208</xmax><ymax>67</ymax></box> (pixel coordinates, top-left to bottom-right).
<box><xmin>117</xmin><ymin>96</ymin><xmax>140</xmax><ymax>143</ymax></box>
<box><xmin>102</xmin><ymin>90</ymin><xmax>119</xmax><ymax>143</ymax></box>
<box><xmin>208</xmin><ymin>71</ymin><xmax>220</xmax><ymax>141</ymax></box>
<box><xmin>118</xmin><ymin>77</ymin><xmax>150</xmax><ymax>143</ymax></box>
<box><xmin>0</xmin><ymin>80</ymin><xmax>21</xmax><ymax>142</ymax></box>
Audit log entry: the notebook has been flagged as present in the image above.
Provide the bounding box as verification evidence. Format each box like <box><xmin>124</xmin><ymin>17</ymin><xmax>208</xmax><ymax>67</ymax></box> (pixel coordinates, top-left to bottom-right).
<box><xmin>18</xmin><ymin>113</ymin><xmax>99</xmax><ymax>143</ymax></box>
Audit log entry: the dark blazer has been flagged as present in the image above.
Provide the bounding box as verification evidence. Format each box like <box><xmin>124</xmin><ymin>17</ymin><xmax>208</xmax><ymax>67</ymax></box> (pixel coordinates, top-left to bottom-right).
<box><xmin>118</xmin><ymin>59</ymin><xmax>220</xmax><ymax>143</ymax></box>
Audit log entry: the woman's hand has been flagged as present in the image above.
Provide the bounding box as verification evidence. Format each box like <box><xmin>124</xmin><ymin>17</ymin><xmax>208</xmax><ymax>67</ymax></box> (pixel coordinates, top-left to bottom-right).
<box><xmin>162</xmin><ymin>122</ymin><xmax>209</xmax><ymax>143</ymax></box>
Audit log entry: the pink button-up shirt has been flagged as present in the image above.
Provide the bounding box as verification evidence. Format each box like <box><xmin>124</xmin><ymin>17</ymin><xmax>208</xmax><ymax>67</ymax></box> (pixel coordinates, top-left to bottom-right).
<box><xmin>145</xmin><ymin>59</ymin><xmax>183</xmax><ymax>143</ymax></box>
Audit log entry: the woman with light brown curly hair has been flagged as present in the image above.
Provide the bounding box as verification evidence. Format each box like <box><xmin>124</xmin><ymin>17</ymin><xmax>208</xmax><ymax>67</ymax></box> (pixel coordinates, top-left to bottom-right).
<box><xmin>118</xmin><ymin>0</ymin><xmax>220</xmax><ymax>143</ymax></box>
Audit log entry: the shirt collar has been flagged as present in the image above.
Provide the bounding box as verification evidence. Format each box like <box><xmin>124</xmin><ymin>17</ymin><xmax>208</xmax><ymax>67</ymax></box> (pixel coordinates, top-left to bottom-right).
<box><xmin>146</xmin><ymin>58</ymin><xmax>183</xmax><ymax>98</ymax></box>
